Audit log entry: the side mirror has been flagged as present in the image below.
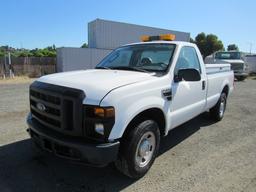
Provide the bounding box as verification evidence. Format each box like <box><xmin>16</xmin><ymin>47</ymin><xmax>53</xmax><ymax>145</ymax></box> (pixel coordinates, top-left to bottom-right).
<box><xmin>174</xmin><ymin>68</ymin><xmax>201</xmax><ymax>82</ymax></box>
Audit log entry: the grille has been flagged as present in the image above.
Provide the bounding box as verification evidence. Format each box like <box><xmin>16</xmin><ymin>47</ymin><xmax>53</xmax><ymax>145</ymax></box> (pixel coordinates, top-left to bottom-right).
<box><xmin>30</xmin><ymin>90</ymin><xmax>62</xmax><ymax>130</ymax></box>
<box><xmin>30</xmin><ymin>89</ymin><xmax>61</xmax><ymax>105</ymax></box>
<box><xmin>231</xmin><ymin>63</ymin><xmax>243</xmax><ymax>71</ymax></box>
<box><xmin>30</xmin><ymin>81</ymin><xmax>85</xmax><ymax>136</ymax></box>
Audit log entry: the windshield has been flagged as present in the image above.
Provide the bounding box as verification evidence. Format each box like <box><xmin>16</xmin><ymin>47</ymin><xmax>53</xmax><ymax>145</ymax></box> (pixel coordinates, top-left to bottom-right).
<box><xmin>96</xmin><ymin>44</ymin><xmax>176</xmax><ymax>72</ymax></box>
<box><xmin>215</xmin><ymin>52</ymin><xmax>241</xmax><ymax>60</ymax></box>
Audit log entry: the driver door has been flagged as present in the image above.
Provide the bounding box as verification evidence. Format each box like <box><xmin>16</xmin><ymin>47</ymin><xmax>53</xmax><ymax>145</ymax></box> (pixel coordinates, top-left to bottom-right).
<box><xmin>170</xmin><ymin>46</ymin><xmax>206</xmax><ymax>129</ymax></box>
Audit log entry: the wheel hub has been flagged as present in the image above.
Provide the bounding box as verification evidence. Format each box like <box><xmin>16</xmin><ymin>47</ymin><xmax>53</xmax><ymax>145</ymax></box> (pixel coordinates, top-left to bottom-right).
<box><xmin>219</xmin><ymin>97</ymin><xmax>226</xmax><ymax>117</ymax></box>
<box><xmin>139</xmin><ymin>139</ymin><xmax>151</xmax><ymax>157</ymax></box>
<box><xmin>135</xmin><ymin>131</ymin><xmax>156</xmax><ymax>167</ymax></box>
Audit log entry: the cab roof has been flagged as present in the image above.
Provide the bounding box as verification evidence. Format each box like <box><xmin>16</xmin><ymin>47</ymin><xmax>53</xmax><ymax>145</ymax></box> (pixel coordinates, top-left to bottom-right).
<box><xmin>123</xmin><ymin>40</ymin><xmax>195</xmax><ymax>47</ymax></box>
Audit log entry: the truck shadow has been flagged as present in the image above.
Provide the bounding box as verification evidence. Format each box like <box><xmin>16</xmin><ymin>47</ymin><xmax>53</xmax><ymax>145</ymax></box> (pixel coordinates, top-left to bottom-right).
<box><xmin>159</xmin><ymin>113</ymin><xmax>215</xmax><ymax>156</ymax></box>
<box><xmin>0</xmin><ymin>113</ymin><xmax>215</xmax><ymax>192</ymax></box>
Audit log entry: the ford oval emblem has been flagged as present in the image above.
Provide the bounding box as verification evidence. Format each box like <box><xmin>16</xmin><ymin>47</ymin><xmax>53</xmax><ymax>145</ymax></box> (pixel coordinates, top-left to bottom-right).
<box><xmin>36</xmin><ymin>102</ymin><xmax>46</xmax><ymax>112</ymax></box>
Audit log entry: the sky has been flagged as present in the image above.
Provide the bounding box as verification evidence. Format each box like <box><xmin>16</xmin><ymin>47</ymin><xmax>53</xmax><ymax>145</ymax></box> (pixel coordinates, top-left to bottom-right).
<box><xmin>0</xmin><ymin>0</ymin><xmax>255</xmax><ymax>52</ymax></box>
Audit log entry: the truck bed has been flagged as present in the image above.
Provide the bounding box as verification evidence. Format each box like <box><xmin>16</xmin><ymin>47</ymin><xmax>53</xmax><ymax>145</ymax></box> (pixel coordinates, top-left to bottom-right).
<box><xmin>205</xmin><ymin>63</ymin><xmax>234</xmax><ymax>110</ymax></box>
<box><xmin>205</xmin><ymin>63</ymin><xmax>231</xmax><ymax>74</ymax></box>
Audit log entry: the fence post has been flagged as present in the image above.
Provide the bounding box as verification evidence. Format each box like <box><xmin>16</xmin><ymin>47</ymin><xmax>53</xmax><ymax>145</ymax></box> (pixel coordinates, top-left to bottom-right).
<box><xmin>8</xmin><ymin>52</ymin><xmax>15</xmax><ymax>78</ymax></box>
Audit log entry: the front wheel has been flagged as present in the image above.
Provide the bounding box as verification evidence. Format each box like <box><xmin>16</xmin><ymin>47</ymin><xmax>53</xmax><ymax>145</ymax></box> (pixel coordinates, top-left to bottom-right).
<box><xmin>210</xmin><ymin>92</ymin><xmax>227</xmax><ymax>121</ymax></box>
<box><xmin>115</xmin><ymin>119</ymin><xmax>160</xmax><ymax>179</ymax></box>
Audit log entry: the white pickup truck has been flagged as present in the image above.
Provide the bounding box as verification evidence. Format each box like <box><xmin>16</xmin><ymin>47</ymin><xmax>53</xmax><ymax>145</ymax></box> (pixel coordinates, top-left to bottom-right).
<box><xmin>27</xmin><ymin>34</ymin><xmax>234</xmax><ymax>178</ymax></box>
<box><xmin>214</xmin><ymin>51</ymin><xmax>248</xmax><ymax>81</ymax></box>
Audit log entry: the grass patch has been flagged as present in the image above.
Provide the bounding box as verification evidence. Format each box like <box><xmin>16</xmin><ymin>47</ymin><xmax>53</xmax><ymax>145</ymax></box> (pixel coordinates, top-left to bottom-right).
<box><xmin>0</xmin><ymin>76</ymin><xmax>36</xmax><ymax>84</ymax></box>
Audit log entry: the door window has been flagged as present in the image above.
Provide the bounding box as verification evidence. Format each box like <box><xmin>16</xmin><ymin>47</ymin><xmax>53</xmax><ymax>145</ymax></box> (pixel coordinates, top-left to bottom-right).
<box><xmin>174</xmin><ymin>46</ymin><xmax>201</xmax><ymax>75</ymax></box>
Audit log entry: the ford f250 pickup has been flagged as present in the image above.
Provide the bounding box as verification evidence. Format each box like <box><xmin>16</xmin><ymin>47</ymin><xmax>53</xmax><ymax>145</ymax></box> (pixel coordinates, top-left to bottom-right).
<box><xmin>27</xmin><ymin>34</ymin><xmax>234</xmax><ymax>178</ymax></box>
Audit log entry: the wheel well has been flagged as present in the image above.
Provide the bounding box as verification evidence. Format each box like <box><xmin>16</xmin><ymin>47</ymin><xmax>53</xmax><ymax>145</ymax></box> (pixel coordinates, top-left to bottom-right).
<box><xmin>222</xmin><ymin>85</ymin><xmax>229</xmax><ymax>96</ymax></box>
<box><xmin>123</xmin><ymin>108</ymin><xmax>166</xmax><ymax>138</ymax></box>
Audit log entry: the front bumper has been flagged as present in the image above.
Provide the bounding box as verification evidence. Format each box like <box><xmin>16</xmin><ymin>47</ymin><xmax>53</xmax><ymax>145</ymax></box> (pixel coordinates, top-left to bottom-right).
<box><xmin>27</xmin><ymin>115</ymin><xmax>120</xmax><ymax>166</ymax></box>
<box><xmin>234</xmin><ymin>72</ymin><xmax>248</xmax><ymax>77</ymax></box>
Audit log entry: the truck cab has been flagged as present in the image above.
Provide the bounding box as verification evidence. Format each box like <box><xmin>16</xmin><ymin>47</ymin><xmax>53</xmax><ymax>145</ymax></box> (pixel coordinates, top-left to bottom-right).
<box><xmin>27</xmin><ymin>34</ymin><xmax>234</xmax><ymax>178</ymax></box>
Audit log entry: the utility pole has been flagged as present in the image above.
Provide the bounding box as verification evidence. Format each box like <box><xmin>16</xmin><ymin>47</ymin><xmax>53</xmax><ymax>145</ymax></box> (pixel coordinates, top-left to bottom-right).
<box><xmin>249</xmin><ymin>43</ymin><xmax>253</xmax><ymax>55</ymax></box>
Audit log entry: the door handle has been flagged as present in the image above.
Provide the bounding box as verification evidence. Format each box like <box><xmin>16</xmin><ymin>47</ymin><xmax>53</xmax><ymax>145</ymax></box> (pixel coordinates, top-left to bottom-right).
<box><xmin>202</xmin><ymin>80</ymin><xmax>206</xmax><ymax>90</ymax></box>
<box><xmin>162</xmin><ymin>88</ymin><xmax>172</xmax><ymax>100</ymax></box>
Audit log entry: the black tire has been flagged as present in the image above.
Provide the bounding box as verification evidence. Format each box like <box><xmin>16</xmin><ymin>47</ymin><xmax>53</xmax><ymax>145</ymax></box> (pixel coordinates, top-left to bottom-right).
<box><xmin>115</xmin><ymin>119</ymin><xmax>160</xmax><ymax>179</ymax></box>
<box><xmin>210</xmin><ymin>92</ymin><xmax>227</xmax><ymax>121</ymax></box>
<box><xmin>236</xmin><ymin>76</ymin><xmax>246</xmax><ymax>81</ymax></box>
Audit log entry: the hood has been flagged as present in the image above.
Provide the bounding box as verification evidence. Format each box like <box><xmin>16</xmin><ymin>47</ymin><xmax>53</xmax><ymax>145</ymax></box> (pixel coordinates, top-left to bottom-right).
<box><xmin>37</xmin><ymin>69</ymin><xmax>155</xmax><ymax>105</ymax></box>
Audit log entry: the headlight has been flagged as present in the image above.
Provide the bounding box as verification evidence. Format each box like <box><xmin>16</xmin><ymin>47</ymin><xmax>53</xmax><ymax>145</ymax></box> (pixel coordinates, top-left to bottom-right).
<box><xmin>83</xmin><ymin>105</ymin><xmax>115</xmax><ymax>141</ymax></box>
<box><xmin>95</xmin><ymin>123</ymin><xmax>104</xmax><ymax>135</ymax></box>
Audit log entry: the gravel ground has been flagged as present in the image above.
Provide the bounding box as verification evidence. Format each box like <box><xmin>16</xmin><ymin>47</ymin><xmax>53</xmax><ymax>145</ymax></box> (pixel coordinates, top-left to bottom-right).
<box><xmin>0</xmin><ymin>79</ymin><xmax>255</xmax><ymax>192</ymax></box>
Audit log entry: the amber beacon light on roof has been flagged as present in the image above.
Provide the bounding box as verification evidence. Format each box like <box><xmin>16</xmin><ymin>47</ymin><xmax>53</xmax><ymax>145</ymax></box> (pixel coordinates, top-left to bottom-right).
<box><xmin>140</xmin><ymin>34</ymin><xmax>176</xmax><ymax>42</ymax></box>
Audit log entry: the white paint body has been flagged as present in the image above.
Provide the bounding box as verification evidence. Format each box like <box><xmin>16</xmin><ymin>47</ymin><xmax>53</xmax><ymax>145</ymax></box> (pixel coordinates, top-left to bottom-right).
<box><xmin>37</xmin><ymin>41</ymin><xmax>234</xmax><ymax>141</ymax></box>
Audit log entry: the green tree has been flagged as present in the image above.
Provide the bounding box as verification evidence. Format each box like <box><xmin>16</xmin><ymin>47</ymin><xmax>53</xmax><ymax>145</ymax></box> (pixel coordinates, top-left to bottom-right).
<box><xmin>0</xmin><ymin>45</ymin><xmax>57</xmax><ymax>58</ymax></box>
<box><xmin>194</xmin><ymin>32</ymin><xmax>224</xmax><ymax>59</ymax></box>
<box><xmin>0</xmin><ymin>45</ymin><xmax>7</xmax><ymax>57</ymax></box>
<box><xmin>81</xmin><ymin>43</ymin><xmax>88</xmax><ymax>48</ymax></box>
<box><xmin>190</xmin><ymin>37</ymin><xmax>195</xmax><ymax>43</ymax></box>
<box><xmin>30</xmin><ymin>47</ymin><xmax>56</xmax><ymax>57</ymax></box>
<box><xmin>17</xmin><ymin>50</ymin><xmax>33</xmax><ymax>57</ymax></box>
<box><xmin>227</xmin><ymin>44</ymin><xmax>239</xmax><ymax>51</ymax></box>
<box><xmin>43</xmin><ymin>48</ymin><xmax>56</xmax><ymax>57</ymax></box>
<box><xmin>45</xmin><ymin>45</ymin><xmax>56</xmax><ymax>51</ymax></box>
<box><xmin>195</xmin><ymin>32</ymin><xmax>206</xmax><ymax>56</ymax></box>
<box><xmin>0</xmin><ymin>45</ymin><xmax>8</xmax><ymax>52</ymax></box>
<box><xmin>30</xmin><ymin>48</ymin><xmax>44</xmax><ymax>57</ymax></box>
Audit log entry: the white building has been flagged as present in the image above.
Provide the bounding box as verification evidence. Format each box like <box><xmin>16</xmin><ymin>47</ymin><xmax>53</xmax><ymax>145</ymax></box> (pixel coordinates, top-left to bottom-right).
<box><xmin>244</xmin><ymin>55</ymin><xmax>256</xmax><ymax>73</ymax></box>
<box><xmin>57</xmin><ymin>19</ymin><xmax>190</xmax><ymax>72</ymax></box>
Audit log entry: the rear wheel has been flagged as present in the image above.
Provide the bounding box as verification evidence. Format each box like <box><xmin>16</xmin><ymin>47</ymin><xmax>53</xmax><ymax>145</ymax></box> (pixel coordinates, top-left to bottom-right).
<box><xmin>210</xmin><ymin>92</ymin><xmax>227</xmax><ymax>121</ymax></box>
<box><xmin>115</xmin><ymin>119</ymin><xmax>160</xmax><ymax>179</ymax></box>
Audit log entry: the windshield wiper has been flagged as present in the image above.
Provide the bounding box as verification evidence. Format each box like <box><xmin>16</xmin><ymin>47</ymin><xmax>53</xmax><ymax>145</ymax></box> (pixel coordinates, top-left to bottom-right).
<box><xmin>95</xmin><ymin>66</ymin><xmax>111</xmax><ymax>69</ymax></box>
<box><xmin>110</xmin><ymin>66</ymin><xmax>149</xmax><ymax>73</ymax></box>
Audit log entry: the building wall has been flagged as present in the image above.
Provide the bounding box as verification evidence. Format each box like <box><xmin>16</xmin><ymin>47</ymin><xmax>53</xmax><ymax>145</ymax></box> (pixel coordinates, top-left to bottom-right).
<box><xmin>244</xmin><ymin>55</ymin><xmax>256</xmax><ymax>73</ymax></box>
<box><xmin>57</xmin><ymin>18</ymin><xmax>190</xmax><ymax>72</ymax></box>
<box><xmin>57</xmin><ymin>48</ymin><xmax>111</xmax><ymax>72</ymax></box>
<box><xmin>88</xmin><ymin>19</ymin><xmax>190</xmax><ymax>49</ymax></box>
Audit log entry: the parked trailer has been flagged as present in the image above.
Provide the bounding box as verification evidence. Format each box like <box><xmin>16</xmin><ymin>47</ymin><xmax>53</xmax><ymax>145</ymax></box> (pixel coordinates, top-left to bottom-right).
<box><xmin>244</xmin><ymin>55</ymin><xmax>256</xmax><ymax>74</ymax></box>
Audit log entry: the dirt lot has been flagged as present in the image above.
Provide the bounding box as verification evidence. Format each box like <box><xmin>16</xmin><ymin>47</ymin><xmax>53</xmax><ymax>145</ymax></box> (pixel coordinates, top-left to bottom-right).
<box><xmin>0</xmin><ymin>79</ymin><xmax>256</xmax><ymax>192</ymax></box>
